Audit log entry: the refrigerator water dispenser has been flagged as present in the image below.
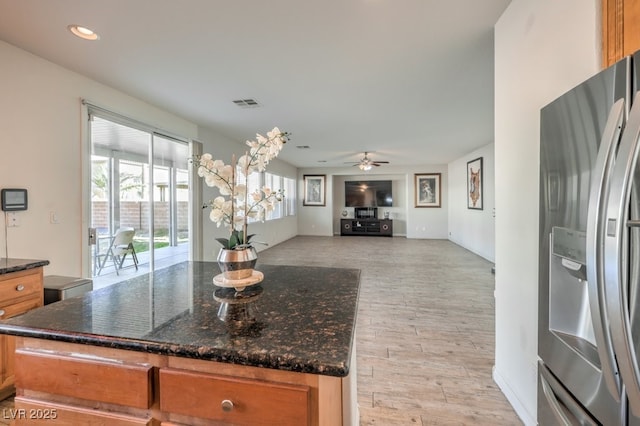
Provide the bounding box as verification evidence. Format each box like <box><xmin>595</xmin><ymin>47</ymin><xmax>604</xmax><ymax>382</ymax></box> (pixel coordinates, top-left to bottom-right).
<box><xmin>548</xmin><ymin>227</ymin><xmax>597</xmax><ymax>357</ymax></box>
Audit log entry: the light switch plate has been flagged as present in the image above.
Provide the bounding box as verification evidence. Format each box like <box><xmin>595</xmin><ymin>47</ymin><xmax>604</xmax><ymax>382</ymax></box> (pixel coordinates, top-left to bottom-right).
<box><xmin>6</xmin><ymin>212</ymin><xmax>18</xmax><ymax>227</ymax></box>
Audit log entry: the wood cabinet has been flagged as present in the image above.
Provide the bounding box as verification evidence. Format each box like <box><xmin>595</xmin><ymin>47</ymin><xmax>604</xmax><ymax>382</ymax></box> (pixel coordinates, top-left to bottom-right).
<box><xmin>602</xmin><ymin>0</ymin><xmax>640</xmax><ymax>67</ymax></box>
<box><xmin>13</xmin><ymin>398</ymin><xmax>153</xmax><ymax>425</ymax></box>
<box><xmin>15</xmin><ymin>349</ymin><xmax>153</xmax><ymax>408</ymax></box>
<box><xmin>160</xmin><ymin>368</ymin><xmax>310</xmax><ymax>425</ymax></box>
<box><xmin>0</xmin><ymin>268</ymin><xmax>43</xmax><ymax>400</ymax></box>
<box><xmin>12</xmin><ymin>337</ymin><xmax>350</xmax><ymax>425</ymax></box>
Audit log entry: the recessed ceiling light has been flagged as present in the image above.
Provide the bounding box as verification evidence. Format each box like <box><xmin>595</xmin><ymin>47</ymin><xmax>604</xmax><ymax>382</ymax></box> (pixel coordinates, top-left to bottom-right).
<box><xmin>68</xmin><ymin>25</ymin><xmax>100</xmax><ymax>41</ymax></box>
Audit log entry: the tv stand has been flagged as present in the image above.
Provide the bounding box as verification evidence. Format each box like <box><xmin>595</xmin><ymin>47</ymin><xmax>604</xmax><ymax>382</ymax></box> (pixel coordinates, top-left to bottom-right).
<box><xmin>340</xmin><ymin>219</ymin><xmax>392</xmax><ymax>237</ymax></box>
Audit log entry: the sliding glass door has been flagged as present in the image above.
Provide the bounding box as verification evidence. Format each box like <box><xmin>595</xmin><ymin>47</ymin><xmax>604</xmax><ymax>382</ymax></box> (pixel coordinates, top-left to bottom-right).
<box><xmin>150</xmin><ymin>134</ymin><xmax>190</xmax><ymax>268</ymax></box>
<box><xmin>88</xmin><ymin>112</ymin><xmax>190</xmax><ymax>285</ymax></box>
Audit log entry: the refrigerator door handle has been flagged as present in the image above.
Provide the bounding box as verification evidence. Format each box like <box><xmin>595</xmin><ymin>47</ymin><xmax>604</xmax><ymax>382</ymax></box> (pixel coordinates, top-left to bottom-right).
<box><xmin>586</xmin><ymin>98</ymin><xmax>625</xmax><ymax>401</ymax></box>
<box><xmin>605</xmin><ymin>92</ymin><xmax>640</xmax><ymax>417</ymax></box>
<box><xmin>539</xmin><ymin>361</ymin><xmax>599</xmax><ymax>425</ymax></box>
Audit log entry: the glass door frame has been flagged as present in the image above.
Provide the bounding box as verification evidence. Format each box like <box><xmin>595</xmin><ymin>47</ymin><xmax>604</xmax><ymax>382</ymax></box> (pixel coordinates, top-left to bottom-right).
<box><xmin>81</xmin><ymin>102</ymin><xmax>200</xmax><ymax>280</ymax></box>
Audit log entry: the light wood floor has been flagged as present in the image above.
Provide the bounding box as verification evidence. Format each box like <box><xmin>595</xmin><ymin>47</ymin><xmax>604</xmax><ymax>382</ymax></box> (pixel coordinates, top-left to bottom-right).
<box><xmin>257</xmin><ymin>236</ymin><xmax>522</xmax><ymax>425</ymax></box>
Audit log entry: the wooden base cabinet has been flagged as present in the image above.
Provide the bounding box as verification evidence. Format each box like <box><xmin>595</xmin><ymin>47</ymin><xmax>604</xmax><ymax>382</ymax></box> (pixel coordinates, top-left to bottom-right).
<box><xmin>14</xmin><ymin>398</ymin><xmax>153</xmax><ymax>425</ymax></box>
<box><xmin>160</xmin><ymin>369</ymin><xmax>311</xmax><ymax>425</ymax></box>
<box><xmin>0</xmin><ymin>268</ymin><xmax>44</xmax><ymax>400</ymax></box>
<box><xmin>12</xmin><ymin>337</ymin><xmax>353</xmax><ymax>425</ymax></box>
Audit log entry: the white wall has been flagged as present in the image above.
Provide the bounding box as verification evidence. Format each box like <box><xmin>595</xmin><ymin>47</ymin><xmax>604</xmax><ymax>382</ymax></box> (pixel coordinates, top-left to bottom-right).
<box><xmin>405</xmin><ymin>165</ymin><xmax>448</xmax><ymax>239</ymax></box>
<box><xmin>448</xmin><ymin>143</ymin><xmax>495</xmax><ymax>262</ymax></box>
<box><xmin>0</xmin><ymin>40</ymin><xmax>198</xmax><ymax>277</ymax></box>
<box><xmin>493</xmin><ymin>1</ymin><xmax>600</xmax><ymax>424</ymax></box>
<box><xmin>296</xmin><ymin>169</ymin><xmax>335</xmax><ymax>236</ymax></box>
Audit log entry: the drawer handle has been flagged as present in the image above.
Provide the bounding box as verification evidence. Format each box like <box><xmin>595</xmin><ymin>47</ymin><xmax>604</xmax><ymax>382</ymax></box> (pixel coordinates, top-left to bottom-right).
<box><xmin>221</xmin><ymin>399</ymin><xmax>234</xmax><ymax>412</ymax></box>
<box><xmin>15</xmin><ymin>284</ymin><xmax>25</xmax><ymax>292</ymax></box>
<box><xmin>0</xmin><ymin>310</ymin><xmax>5</xmax><ymax>317</ymax></box>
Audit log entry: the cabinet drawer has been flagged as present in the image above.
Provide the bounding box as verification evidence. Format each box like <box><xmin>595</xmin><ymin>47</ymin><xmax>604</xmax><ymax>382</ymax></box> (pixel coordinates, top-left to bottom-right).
<box><xmin>0</xmin><ymin>296</ymin><xmax>41</xmax><ymax>320</ymax></box>
<box><xmin>15</xmin><ymin>350</ymin><xmax>153</xmax><ymax>409</ymax></box>
<box><xmin>0</xmin><ymin>271</ymin><xmax>41</xmax><ymax>304</ymax></box>
<box><xmin>15</xmin><ymin>397</ymin><xmax>153</xmax><ymax>425</ymax></box>
<box><xmin>160</xmin><ymin>368</ymin><xmax>310</xmax><ymax>425</ymax></box>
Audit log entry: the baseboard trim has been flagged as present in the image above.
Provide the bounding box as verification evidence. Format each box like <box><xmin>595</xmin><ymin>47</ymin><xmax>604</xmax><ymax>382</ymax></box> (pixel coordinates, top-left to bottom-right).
<box><xmin>492</xmin><ymin>365</ymin><xmax>536</xmax><ymax>426</ymax></box>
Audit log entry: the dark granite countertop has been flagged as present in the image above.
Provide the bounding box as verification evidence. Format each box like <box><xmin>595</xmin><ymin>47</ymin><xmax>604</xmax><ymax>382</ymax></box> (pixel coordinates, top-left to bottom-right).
<box><xmin>0</xmin><ymin>258</ymin><xmax>49</xmax><ymax>275</ymax></box>
<box><xmin>0</xmin><ymin>262</ymin><xmax>360</xmax><ymax>377</ymax></box>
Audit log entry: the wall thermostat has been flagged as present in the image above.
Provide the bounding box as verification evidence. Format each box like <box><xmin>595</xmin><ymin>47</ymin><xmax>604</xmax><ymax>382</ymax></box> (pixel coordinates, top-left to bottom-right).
<box><xmin>1</xmin><ymin>188</ymin><xmax>28</xmax><ymax>211</ymax></box>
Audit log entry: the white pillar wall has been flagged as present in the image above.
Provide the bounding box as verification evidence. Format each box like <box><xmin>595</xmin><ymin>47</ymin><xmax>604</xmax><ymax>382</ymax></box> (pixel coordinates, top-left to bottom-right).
<box><xmin>493</xmin><ymin>1</ymin><xmax>600</xmax><ymax>423</ymax></box>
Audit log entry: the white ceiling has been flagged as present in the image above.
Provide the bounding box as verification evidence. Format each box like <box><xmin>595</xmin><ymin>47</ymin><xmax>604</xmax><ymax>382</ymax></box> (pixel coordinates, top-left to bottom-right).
<box><xmin>0</xmin><ymin>0</ymin><xmax>511</xmax><ymax>169</ymax></box>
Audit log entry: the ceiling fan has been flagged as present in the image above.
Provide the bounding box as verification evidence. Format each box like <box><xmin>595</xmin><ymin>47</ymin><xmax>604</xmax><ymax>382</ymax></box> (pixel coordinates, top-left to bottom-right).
<box><xmin>345</xmin><ymin>152</ymin><xmax>390</xmax><ymax>171</ymax></box>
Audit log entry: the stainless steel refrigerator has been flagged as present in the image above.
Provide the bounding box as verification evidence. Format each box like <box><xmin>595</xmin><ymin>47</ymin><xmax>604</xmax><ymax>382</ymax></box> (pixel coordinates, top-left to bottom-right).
<box><xmin>538</xmin><ymin>51</ymin><xmax>640</xmax><ymax>425</ymax></box>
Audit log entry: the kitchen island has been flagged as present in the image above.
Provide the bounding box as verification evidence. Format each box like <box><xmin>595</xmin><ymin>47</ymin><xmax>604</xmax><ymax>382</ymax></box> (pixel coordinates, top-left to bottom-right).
<box><xmin>0</xmin><ymin>258</ymin><xmax>49</xmax><ymax>400</ymax></box>
<box><xmin>0</xmin><ymin>261</ymin><xmax>360</xmax><ymax>425</ymax></box>
<box><xmin>0</xmin><ymin>258</ymin><xmax>50</xmax><ymax>276</ymax></box>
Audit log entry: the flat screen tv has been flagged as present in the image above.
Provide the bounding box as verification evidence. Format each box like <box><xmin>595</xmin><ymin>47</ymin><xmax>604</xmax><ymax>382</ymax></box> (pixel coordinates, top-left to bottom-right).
<box><xmin>345</xmin><ymin>180</ymin><xmax>393</xmax><ymax>207</ymax></box>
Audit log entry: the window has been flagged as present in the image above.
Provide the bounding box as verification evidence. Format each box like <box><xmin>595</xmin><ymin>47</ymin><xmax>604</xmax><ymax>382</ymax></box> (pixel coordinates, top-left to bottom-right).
<box><xmin>236</xmin><ymin>166</ymin><xmax>262</xmax><ymax>223</ymax></box>
<box><xmin>233</xmin><ymin>168</ymin><xmax>295</xmax><ymax>222</ymax></box>
<box><xmin>284</xmin><ymin>177</ymin><xmax>296</xmax><ymax>216</ymax></box>
<box><xmin>264</xmin><ymin>173</ymin><xmax>283</xmax><ymax>220</ymax></box>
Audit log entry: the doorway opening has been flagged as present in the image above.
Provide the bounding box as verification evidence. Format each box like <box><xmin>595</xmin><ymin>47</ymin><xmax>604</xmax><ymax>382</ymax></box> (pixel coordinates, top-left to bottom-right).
<box><xmin>88</xmin><ymin>113</ymin><xmax>191</xmax><ymax>289</ymax></box>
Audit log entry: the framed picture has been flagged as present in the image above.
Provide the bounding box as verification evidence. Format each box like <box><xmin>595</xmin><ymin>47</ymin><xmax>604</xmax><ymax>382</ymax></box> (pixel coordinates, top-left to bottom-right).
<box><xmin>467</xmin><ymin>157</ymin><xmax>483</xmax><ymax>210</ymax></box>
<box><xmin>303</xmin><ymin>175</ymin><xmax>326</xmax><ymax>206</ymax></box>
<box><xmin>414</xmin><ymin>173</ymin><xmax>441</xmax><ymax>208</ymax></box>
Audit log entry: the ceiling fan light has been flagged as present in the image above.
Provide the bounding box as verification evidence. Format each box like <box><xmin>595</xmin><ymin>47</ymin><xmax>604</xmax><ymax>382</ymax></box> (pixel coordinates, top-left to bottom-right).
<box><xmin>351</xmin><ymin>152</ymin><xmax>384</xmax><ymax>171</ymax></box>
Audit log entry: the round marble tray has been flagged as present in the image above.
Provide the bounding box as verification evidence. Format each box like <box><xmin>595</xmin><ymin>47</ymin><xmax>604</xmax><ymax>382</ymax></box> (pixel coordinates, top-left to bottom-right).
<box><xmin>213</xmin><ymin>270</ymin><xmax>264</xmax><ymax>291</ymax></box>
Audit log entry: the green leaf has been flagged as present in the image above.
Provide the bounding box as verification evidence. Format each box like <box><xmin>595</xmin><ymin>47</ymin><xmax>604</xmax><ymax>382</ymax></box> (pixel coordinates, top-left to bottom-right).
<box><xmin>229</xmin><ymin>232</ymin><xmax>240</xmax><ymax>249</ymax></box>
<box><xmin>215</xmin><ymin>231</ymin><xmax>267</xmax><ymax>249</ymax></box>
<box><xmin>215</xmin><ymin>237</ymin><xmax>231</xmax><ymax>249</ymax></box>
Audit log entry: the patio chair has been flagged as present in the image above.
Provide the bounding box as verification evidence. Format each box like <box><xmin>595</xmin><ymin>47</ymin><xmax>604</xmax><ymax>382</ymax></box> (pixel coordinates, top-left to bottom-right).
<box><xmin>96</xmin><ymin>227</ymin><xmax>139</xmax><ymax>276</ymax></box>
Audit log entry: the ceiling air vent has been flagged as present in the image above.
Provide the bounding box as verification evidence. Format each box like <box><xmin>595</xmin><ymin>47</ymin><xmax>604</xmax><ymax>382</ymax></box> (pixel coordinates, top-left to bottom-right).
<box><xmin>232</xmin><ymin>99</ymin><xmax>261</xmax><ymax>108</ymax></box>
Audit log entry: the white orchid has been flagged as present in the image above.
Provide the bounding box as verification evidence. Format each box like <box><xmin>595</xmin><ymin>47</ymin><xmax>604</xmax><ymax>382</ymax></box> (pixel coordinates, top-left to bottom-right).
<box><xmin>194</xmin><ymin>127</ymin><xmax>289</xmax><ymax>249</ymax></box>
<box><xmin>209</xmin><ymin>209</ymin><xmax>225</xmax><ymax>226</ymax></box>
<box><xmin>251</xmin><ymin>190</ymin><xmax>263</xmax><ymax>202</ymax></box>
